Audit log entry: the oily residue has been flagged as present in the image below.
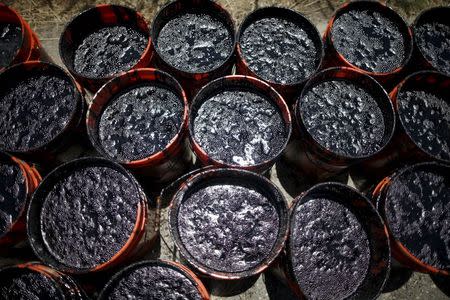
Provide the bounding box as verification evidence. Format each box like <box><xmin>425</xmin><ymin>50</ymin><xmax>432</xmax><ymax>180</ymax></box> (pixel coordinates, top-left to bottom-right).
<box><xmin>41</xmin><ymin>166</ymin><xmax>140</xmax><ymax>269</ymax></box>
<box><xmin>107</xmin><ymin>264</ymin><xmax>202</xmax><ymax>300</ymax></box>
<box><xmin>157</xmin><ymin>12</ymin><xmax>233</xmax><ymax>73</ymax></box>
<box><xmin>240</xmin><ymin>17</ymin><xmax>318</xmax><ymax>84</ymax></box>
<box><xmin>0</xmin><ymin>162</ymin><xmax>26</xmax><ymax>237</ymax></box>
<box><xmin>386</xmin><ymin>167</ymin><xmax>450</xmax><ymax>270</ymax></box>
<box><xmin>0</xmin><ymin>73</ymin><xmax>76</xmax><ymax>152</ymax></box>
<box><xmin>301</xmin><ymin>79</ymin><xmax>385</xmax><ymax>157</ymax></box>
<box><xmin>398</xmin><ymin>89</ymin><xmax>450</xmax><ymax>161</ymax></box>
<box><xmin>0</xmin><ymin>23</ymin><xmax>22</xmax><ymax>68</ymax></box>
<box><xmin>178</xmin><ymin>183</ymin><xmax>279</xmax><ymax>273</ymax></box>
<box><xmin>74</xmin><ymin>25</ymin><xmax>147</xmax><ymax>78</ymax></box>
<box><xmin>291</xmin><ymin>198</ymin><xmax>370</xmax><ymax>300</ymax></box>
<box><xmin>0</xmin><ymin>269</ymin><xmax>63</xmax><ymax>300</ymax></box>
<box><xmin>416</xmin><ymin>22</ymin><xmax>450</xmax><ymax>75</ymax></box>
<box><xmin>331</xmin><ymin>9</ymin><xmax>406</xmax><ymax>73</ymax></box>
<box><xmin>193</xmin><ymin>90</ymin><xmax>287</xmax><ymax>166</ymax></box>
<box><xmin>98</xmin><ymin>83</ymin><xmax>183</xmax><ymax>161</ymax></box>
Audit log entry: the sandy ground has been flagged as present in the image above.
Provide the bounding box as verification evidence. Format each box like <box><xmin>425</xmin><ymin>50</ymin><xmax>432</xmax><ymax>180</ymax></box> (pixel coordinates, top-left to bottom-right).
<box><xmin>2</xmin><ymin>0</ymin><xmax>450</xmax><ymax>299</ymax></box>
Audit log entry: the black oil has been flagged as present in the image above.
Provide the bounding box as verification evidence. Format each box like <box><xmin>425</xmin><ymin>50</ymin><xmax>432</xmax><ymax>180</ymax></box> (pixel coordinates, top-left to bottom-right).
<box><xmin>98</xmin><ymin>83</ymin><xmax>184</xmax><ymax>161</ymax></box>
<box><xmin>106</xmin><ymin>264</ymin><xmax>202</xmax><ymax>299</ymax></box>
<box><xmin>0</xmin><ymin>268</ymin><xmax>63</xmax><ymax>300</ymax></box>
<box><xmin>416</xmin><ymin>22</ymin><xmax>450</xmax><ymax>75</ymax></box>
<box><xmin>40</xmin><ymin>166</ymin><xmax>140</xmax><ymax>269</ymax></box>
<box><xmin>74</xmin><ymin>25</ymin><xmax>147</xmax><ymax>78</ymax></box>
<box><xmin>331</xmin><ymin>9</ymin><xmax>406</xmax><ymax>73</ymax></box>
<box><xmin>0</xmin><ymin>23</ymin><xmax>21</xmax><ymax>68</ymax></box>
<box><xmin>178</xmin><ymin>182</ymin><xmax>279</xmax><ymax>273</ymax></box>
<box><xmin>398</xmin><ymin>88</ymin><xmax>450</xmax><ymax>161</ymax></box>
<box><xmin>193</xmin><ymin>90</ymin><xmax>287</xmax><ymax>166</ymax></box>
<box><xmin>301</xmin><ymin>79</ymin><xmax>385</xmax><ymax>157</ymax></box>
<box><xmin>291</xmin><ymin>198</ymin><xmax>370</xmax><ymax>300</ymax></box>
<box><xmin>240</xmin><ymin>17</ymin><xmax>319</xmax><ymax>84</ymax></box>
<box><xmin>386</xmin><ymin>166</ymin><xmax>450</xmax><ymax>270</ymax></box>
<box><xmin>156</xmin><ymin>12</ymin><xmax>233</xmax><ymax>73</ymax></box>
<box><xmin>0</xmin><ymin>162</ymin><xmax>26</xmax><ymax>237</ymax></box>
<box><xmin>0</xmin><ymin>73</ymin><xmax>77</xmax><ymax>152</ymax></box>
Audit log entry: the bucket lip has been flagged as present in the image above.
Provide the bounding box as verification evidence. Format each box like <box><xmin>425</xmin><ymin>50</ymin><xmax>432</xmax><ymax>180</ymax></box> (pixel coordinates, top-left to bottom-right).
<box><xmin>169</xmin><ymin>167</ymin><xmax>289</xmax><ymax>279</ymax></box>
<box><xmin>26</xmin><ymin>157</ymin><xmax>147</xmax><ymax>273</ymax></box>
<box><xmin>381</xmin><ymin>161</ymin><xmax>450</xmax><ymax>272</ymax></box>
<box><xmin>411</xmin><ymin>6</ymin><xmax>450</xmax><ymax>76</ymax></box>
<box><xmin>0</xmin><ymin>61</ymin><xmax>83</xmax><ymax>154</ymax></box>
<box><xmin>188</xmin><ymin>74</ymin><xmax>292</xmax><ymax>171</ymax></box>
<box><xmin>58</xmin><ymin>4</ymin><xmax>152</xmax><ymax>82</ymax></box>
<box><xmin>98</xmin><ymin>259</ymin><xmax>210</xmax><ymax>300</ymax></box>
<box><xmin>0</xmin><ymin>262</ymin><xmax>67</xmax><ymax>298</ymax></box>
<box><xmin>288</xmin><ymin>181</ymin><xmax>390</xmax><ymax>300</ymax></box>
<box><xmin>0</xmin><ymin>151</ymin><xmax>29</xmax><ymax>240</ymax></box>
<box><xmin>87</xmin><ymin>67</ymin><xmax>189</xmax><ymax>165</ymax></box>
<box><xmin>295</xmin><ymin>66</ymin><xmax>396</xmax><ymax>160</ymax></box>
<box><xmin>0</xmin><ymin>4</ymin><xmax>26</xmax><ymax>70</ymax></box>
<box><xmin>150</xmin><ymin>0</ymin><xmax>236</xmax><ymax>78</ymax></box>
<box><xmin>394</xmin><ymin>70</ymin><xmax>450</xmax><ymax>164</ymax></box>
<box><xmin>327</xmin><ymin>0</ymin><xmax>413</xmax><ymax>77</ymax></box>
<box><xmin>236</xmin><ymin>6</ymin><xmax>324</xmax><ymax>87</ymax></box>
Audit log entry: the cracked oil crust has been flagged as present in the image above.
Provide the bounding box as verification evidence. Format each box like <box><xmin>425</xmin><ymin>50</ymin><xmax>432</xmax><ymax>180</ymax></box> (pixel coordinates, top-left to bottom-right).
<box><xmin>156</xmin><ymin>12</ymin><xmax>233</xmax><ymax>73</ymax></box>
<box><xmin>331</xmin><ymin>8</ymin><xmax>406</xmax><ymax>73</ymax></box>
<box><xmin>240</xmin><ymin>17</ymin><xmax>319</xmax><ymax>84</ymax></box>
<box><xmin>106</xmin><ymin>264</ymin><xmax>202</xmax><ymax>300</ymax></box>
<box><xmin>178</xmin><ymin>183</ymin><xmax>279</xmax><ymax>273</ymax></box>
<box><xmin>74</xmin><ymin>25</ymin><xmax>147</xmax><ymax>78</ymax></box>
<box><xmin>98</xmin><ymin>83</ymin><xmax>183</xmax><ymax>161</ymax></box>
<box><xmin>0</xmin><ymin>162</ymin><xmax>26</xmax><ymax>237</ymax></box>
<box><xmin>0</xmin><ymin>73</ymin><xmax>77</xmax><ymax>152</ymax></box>
<box><xmin>41</xmin><ymin>166</ymin><xmax>140</xmax><ymax>269</ymax></box>
<box><xmin>0</xmin><ymin>269</ymin><xmax>63</xmax><ymax>300</ymax></box>
<box><xmin>386</xmin><ymin>167</ymin><xmax>450</xmax><ymax>270</ymax></box>
<box><xmin>301</xmin><ymin>79</ymin><xmax>385</xmax><ymax>157</ymax></box>
<box><xmin>291</xmin><ymin>198</ymin><xmax>370</xmax><ymax>300</ymax></box>
<box><xmin>193</xmin><ymin>90</ymin><xmax>287</xmax><ymax>166</ymax></box>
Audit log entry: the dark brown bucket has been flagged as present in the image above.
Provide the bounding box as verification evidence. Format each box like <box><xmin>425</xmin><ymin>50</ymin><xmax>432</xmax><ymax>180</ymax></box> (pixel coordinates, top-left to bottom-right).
<box><xmin>411</xmin><ymin>6</ymin><xmax>450</xmax><ymax>76</ymax></box>
<box><xmin>280</xmin><ymin>182</ymin><xmax>390</xmax><ymax>299</ymax></box>
<box><xmin>0</xmin><ymin>262</ymin><xmax>86</xmax><ymax>299</ymax></box>
<box><xmin>0</xmin><ymin>151</ymin><xmax>41</xmax><ymax>247</ymax></box>
<box><xmin>236</xmin><ymin>6</ymin><xmax>323</xmax><ymax>103</ymax></box>
<box><xmin>0</xmin><ymin>4</ymin><xmax>49</xmax><ymax>71</ymax></box>
<box><xmin>87</xmin><ymin>68</ymin><xmax>193</xmax><ymax>184</ymax></box>
<box><xmin>27</xmin><ymin>157</ymin><xmax>159</xmax><ymax>274</ymax></box>
<box><xmin>168</xmin><ymin>168</ymin><xmax>289</xmax><ymax>296</ymax></box>
<box><xmin>284</xmin><ymin>67</ymin><xmax>395</xmax><ymax>181</ymax></box>
<box><xmin>371</xmin><ymin>162</ymin><xmax>450</xmax><ymax>276</ymax></box>
<box><xmin>150</xmin><ymin>0</ymin><xmax>236</xmax><ymax>99</ymax></box>
<box><xmin>189</xmin><ymin>75</ymin><xmax>292</xmax><ymax>174</ymax></box>
<box><xmin>322</xmin><ymin>1</ymin><xmax>413</xmax><ymax>88</ymax></box>
<box><xmin>98</xmin><ymin>260</ymin><xmax>209</xmax><ymax>299</ymax></box>
<box><xmin>59</xmin><ymin>4</ymin><xmax>152</xmax><ymax>93</ymax></box>
<box><xmin>0</xmin><ymin>61</ymin><xmax>86</xmax><ymax>166</ymax></box>
<box><xmin>352</xmin><ymin>70</ymin><xmax>450</xmax><ymax>191</ymax></box>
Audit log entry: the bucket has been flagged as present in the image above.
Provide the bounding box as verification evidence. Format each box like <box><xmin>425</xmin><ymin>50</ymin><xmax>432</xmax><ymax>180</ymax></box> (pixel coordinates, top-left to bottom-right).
<box><xmin>27</xmin><ymin>157</ymin><xmax>159</xmax><ymax>274</ymax></box>
<box><xmin>59</xmin><ymin>4</ymin><xmax>152</xmax><ymax>92</ymax></box>
<box><xmin>189</xmin><ymin>75</ymin><xmax>291</xmax><ymax>173</ymax></box>
<box><xmin>87</xmin><ymin>68</ymin><xmax>193</xmax><ymax>184</ymax></box>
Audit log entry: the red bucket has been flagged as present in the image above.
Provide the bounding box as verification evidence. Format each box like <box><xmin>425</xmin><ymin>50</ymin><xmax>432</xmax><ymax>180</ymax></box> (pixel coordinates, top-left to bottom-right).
<box><xmin>0</xmin><ymin>4</ymin><xmax>49</xmax><ymax>71</ymax></box>
<box><xmin>322</xmin><ymin>1</ymin><xmax>413</xmax><ymax>88</ymax></box>
<box><xmin>150</xmin><ymin>0</ymin><xmax>236</xmax><ymax>99</ymax></box>
<box><xmin>59</xmin><ymin>4</ymin><xmax>153</xmax><ymax>93</ymax></box>
<box><xmin>236</xmin><ymin>6</ymin><xmax>323</xmax><ymax>103</ymax></box>
<box><xmin>0</xmin><ymin>151</ymin><xmax>41</xmax><ymax>247</ymax></box>
<box><xmin>87</xmin><ymin>68</ymin><xmax>193</xmax><ymax>184</ymax></box>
